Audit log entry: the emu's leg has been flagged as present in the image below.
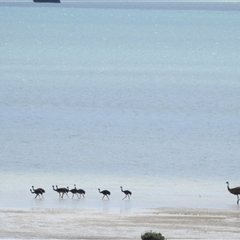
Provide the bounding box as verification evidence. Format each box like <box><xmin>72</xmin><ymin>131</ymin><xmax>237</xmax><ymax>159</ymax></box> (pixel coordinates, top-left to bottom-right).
<box><xmin>237</xmin><ymin>195</ymin><xmax>239</xmax><ymax>204</ymax></box>
<box><xmin>35</xmin><ymin>193</ymin><xmax>40</xmax><ymax>199</ymax></box>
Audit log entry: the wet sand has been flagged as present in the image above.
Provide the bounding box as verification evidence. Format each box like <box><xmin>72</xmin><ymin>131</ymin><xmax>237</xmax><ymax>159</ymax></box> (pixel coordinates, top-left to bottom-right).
<box><xmin>0</xmin><ymin>207</ymin><xmax>239</xmax><ymax>239</ymax></box>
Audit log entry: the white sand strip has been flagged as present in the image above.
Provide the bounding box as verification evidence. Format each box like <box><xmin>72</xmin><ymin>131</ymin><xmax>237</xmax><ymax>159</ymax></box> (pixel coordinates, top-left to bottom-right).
<box><xmin>0</xmin><ymin>208</ymin><xmax>240</xmax><ymax>239</ymax></box>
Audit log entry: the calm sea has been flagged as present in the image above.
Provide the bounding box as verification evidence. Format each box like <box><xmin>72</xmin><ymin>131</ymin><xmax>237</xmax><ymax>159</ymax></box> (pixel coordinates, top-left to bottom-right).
<box><xmin>0</xmin><ymin>2</ymin><xmax>240</xmax><ymax>212</ymax></box>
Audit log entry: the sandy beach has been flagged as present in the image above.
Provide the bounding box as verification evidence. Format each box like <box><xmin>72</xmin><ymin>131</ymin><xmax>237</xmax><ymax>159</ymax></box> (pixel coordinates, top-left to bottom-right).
<box><xmin>0</xmin><ymin>207</ymin><xmax>239</xmax><ymax>239</ymax></box>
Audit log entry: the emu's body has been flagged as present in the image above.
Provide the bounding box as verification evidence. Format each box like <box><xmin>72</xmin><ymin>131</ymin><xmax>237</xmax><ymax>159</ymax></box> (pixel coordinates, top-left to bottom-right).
<box><xmin>226</xmin><ymin>182</ymin><xmax>240</xmax><ymax>204</ymax></box>
<box><xmin>98</xmin><ymin>188</ymin><xmax>111</xmax><ymax>200</ymax></box>
<box><xmin>30</xmin><ymin>189</ymin><xmax>43</xmax><ymax>199</ymax></box>
<box><xmin>120</xmin><ymin>186</ymin><xmax>132</xmax><ymax>200</ymax></box>
<box><xmin>58</xmin><ymin>186</ymin><xmax>69</xmax><ymax>198</ymax></box>
<box><xmin>77</xmin><ymin>188</ymin><xmax>85</xmax><ymax>198</ymax></box>
<box><xmin>52</xmin><ymin>185</ymin><xmax>69</xmax><ymax>198</ymax></box>
<box><xmin>69</xmin><ymin>184</ymin><xmax>79</xmax><ymax>198</ymax></box>
<box><xmin>32</xmin><ymin>186</ymin><xmax>45</xmax><ymax>194</ymax></box>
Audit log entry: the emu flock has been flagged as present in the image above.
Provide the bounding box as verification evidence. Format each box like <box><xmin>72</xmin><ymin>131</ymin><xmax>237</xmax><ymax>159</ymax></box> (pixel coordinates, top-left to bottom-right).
<box><xmin>30</xmin><ymin>185</ymin><xmax>132</xmax><ymax>200</ymax></box>
<box><xmin>30</xmin><ymin>182</ymin><xmax>240</xmax><ymax>204</ymax></box>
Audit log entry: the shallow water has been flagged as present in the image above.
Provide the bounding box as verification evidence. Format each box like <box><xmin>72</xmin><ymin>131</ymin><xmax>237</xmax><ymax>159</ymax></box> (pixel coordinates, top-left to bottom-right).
<box><xmin>0</xmin><ymin>2</ymin><xmax>240</xmax><ymax>212</ymax></box>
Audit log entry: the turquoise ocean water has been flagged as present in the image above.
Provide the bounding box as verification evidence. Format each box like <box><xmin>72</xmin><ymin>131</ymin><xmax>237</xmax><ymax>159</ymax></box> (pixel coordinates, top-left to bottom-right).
<box><xmin>1</xmin><ymin>1</ymin><xmax>240</xmax><ymax>212</ymax></box>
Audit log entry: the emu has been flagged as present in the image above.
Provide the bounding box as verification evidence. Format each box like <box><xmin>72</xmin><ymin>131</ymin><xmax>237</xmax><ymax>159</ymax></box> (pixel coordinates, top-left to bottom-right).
<box><xmin>52</xmin><ymin>185</ymin><xmax>69</xmax><ymax>198</ymax></box>
<box><xmin>52</xmin><ymin>185</ymin><xmax>62</xmax><ymax>198</ymax></box>
<box><xmin>58</xmin><ymin>186</ymin><xmax>69</xmax><ymax>198</ymax></box>
<box><xmin>120</xmin><ymin>186</ymin><xmax>132</xmax><ymax>200</ymax></box>
<box><xmin>98</xmin><ymin>188</ymin><xmax>111</xmax><ymax>200</ymax></box>
<box><xmin>69</xmin><ymin>184</ymin><xmax>79</xmax><ymax>199</ymax></box>
<box><xmin>30</xmin><ymin>188</ymin><xmax>43</xmax><ymax>199</ymax></box>
<box><xmin>32</xmin><ymin>186</ymin><xmax>45</xmax><ymax>195</ymax></box>
<box><xmin>226</xmin><ymin>182</ymin><xmax>240</xmax><ymax>204</ymax></box>
<box><xmin>77</xmin><ymin>187</ymin><xmax>86</xmax><ymax>198</ymax></box>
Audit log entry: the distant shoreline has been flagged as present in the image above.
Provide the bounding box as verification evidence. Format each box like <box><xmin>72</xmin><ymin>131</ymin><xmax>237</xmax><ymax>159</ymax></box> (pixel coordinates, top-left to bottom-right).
<box><xmin>1</xmin><ymin>1</ymin><xmax>240</xmax><ymax>11</ymax></box>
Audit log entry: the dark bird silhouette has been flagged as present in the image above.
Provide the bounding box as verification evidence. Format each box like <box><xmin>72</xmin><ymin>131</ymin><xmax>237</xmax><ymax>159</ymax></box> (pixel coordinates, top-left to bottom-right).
<box><xmin>58</xmin><ymin>186</ymin><xmax>69</xmax><ymax>198</ymax></box>
<box><xmin>226</xmin><ymin>182</ymin><xmax>240</xmax><ymax>204</ymax></box>
<box><xmin>69</xmin><ymin>184</ymin><xmax>79</xmax><ymax>199</ymax></box>
<box><xmin>52</xmin><ymin>185</ymin><xmax>69</xmax><ymax>198</ymax></box>
<box><xmin>120</xmin><ymin>186</ymin><xmax>132</xmax><ymax>200</ymax></box>
<box><xmin>30</xmin><ymin>188</ymin><xmax>43</xmax><ymax>199</ymax></box>
<box><xmin>98</xmin><ymin>188</ymin><xmax>111</xmax><ymax>200</ymax></box>
<box><xmin>32</xmin><ymin>186</ymin><xmax>45</xmax><ymax>195</ymax></box>
<box><xmin>76</xmin><ymin>187</ymin><xmax>86</xmax><ymax>198</ymax></box>
<box><xmin>52</xmin><ymin>185</ymin><xmax>62</xmax><ymax>197</ymax></box>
